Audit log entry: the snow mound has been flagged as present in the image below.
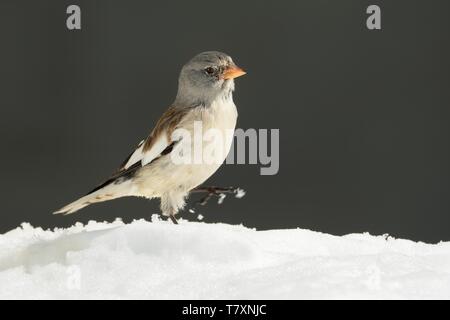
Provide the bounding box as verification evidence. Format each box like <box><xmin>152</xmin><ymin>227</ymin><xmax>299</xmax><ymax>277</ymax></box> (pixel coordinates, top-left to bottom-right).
<box><xmin>1</xmin><ymin>217</ymin><xmax>450</xmax><ymax>299</ymax></box>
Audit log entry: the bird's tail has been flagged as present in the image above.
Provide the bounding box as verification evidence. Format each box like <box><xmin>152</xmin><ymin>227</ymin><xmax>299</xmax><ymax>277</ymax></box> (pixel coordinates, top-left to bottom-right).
<box><xmin>53</xmin><ymin>179</ymin><xmax>135</xmax><ymax>215</ymax></box>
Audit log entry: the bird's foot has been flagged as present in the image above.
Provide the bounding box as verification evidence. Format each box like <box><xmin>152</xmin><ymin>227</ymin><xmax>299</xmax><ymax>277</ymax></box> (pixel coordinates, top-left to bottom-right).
<box><xmin>190</xmin><ymin>186</ymin><xmax>244</xmax><ymax>207</ymax></box>
<box><xmin>169</xmin><ymin>214</ymin><xmax>179</xmax><ymax>224</ymax></box>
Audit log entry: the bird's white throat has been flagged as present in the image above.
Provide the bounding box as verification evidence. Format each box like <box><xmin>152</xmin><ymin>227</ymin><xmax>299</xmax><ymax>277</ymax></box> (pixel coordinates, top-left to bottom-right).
<box><xmin>169</xmin><ymin>95</ymin><xmax>237</xmax><ymax>166</ymax></box>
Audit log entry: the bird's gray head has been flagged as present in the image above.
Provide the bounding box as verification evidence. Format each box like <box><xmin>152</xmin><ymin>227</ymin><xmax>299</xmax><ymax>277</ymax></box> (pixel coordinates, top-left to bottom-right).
<box><xmin>175</xmin><ymin>51</ymin><xmax>246</xmax><ymax>106</ymax></box>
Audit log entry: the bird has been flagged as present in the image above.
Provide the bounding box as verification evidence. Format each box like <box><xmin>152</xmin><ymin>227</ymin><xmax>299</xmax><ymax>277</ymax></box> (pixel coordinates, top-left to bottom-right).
<box><xmin>54</xmin><ymin>51</ymin><xmax>246</xmax><ymax>224</ymax></box>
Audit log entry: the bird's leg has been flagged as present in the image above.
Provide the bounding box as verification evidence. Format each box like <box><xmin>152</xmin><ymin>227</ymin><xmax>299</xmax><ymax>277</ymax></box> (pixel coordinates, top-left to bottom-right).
<box><xmin>190</xmin><ymin>186</ymin><xmax>243</xmax><ymax>207</ymax></box>
<box><xmin>169</xmin><ymin>214</ymin><xmax>179</xmax><ymax>224</ymax></box>
<box><xmin>161</xmin><ymin>192</ymin><xmax>184</xmax><ymax>224</ymax></box>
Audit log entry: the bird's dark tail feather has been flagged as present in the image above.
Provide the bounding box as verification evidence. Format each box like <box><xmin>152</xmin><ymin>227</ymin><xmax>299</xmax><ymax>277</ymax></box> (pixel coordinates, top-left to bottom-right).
<box><xmin>54</xmin><ymin>163</ymin><xmax>141</xmax><ymax>215</ymax></box>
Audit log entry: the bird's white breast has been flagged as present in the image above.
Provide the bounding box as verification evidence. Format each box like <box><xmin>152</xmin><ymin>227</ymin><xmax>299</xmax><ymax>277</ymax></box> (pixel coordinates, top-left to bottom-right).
<box><xmin>206</xmin><ymin>96</ymin><xmax>238</xmax><ymax>149</ymax></box>
<box><xmin>170</xmin><ymin>96</ymin><xmax>237</xmax><ymax>190</ymax></box>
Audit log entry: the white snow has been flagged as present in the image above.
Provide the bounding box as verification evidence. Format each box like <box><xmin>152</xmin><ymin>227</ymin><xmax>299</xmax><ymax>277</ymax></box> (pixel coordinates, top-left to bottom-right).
<box><xmin>235</xmin><ymin>188</ymin><xmax>246</xmax><ymax>199</ymax></box>
<box><xmin>1</xmin><ymin>217</ymin><xmax>450</xmax><ymax>300</ymax></box>
<box><xmin>217</xmin><ymin>193</ymin><xmax>227</xmax><ymax>204</ymax></box>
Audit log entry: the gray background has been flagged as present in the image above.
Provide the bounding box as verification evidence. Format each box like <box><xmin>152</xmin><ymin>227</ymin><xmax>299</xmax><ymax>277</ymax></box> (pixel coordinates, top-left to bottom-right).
<box><xmin>1</xmin><ymin>0</ymin><xmax>449</xmax><ymax>243</ymax></box>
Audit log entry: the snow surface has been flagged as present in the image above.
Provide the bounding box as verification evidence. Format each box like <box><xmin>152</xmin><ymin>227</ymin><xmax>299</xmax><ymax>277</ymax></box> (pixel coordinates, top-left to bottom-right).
<box><xmin>1</xmin><ymin>217</ymin><xmax>450</xmax><ymax>300</ymax></box>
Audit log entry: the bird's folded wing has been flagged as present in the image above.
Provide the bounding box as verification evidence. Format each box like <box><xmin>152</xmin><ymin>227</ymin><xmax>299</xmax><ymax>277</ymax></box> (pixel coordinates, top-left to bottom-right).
<box><xmin>119</xmin><ymin>135</ymin><xmax>169</xmax><ymax>171</ymax></box>
<box><xmin>117</xmin><ymin>106</ymin><xmax>190</xmax><ymax>172</ymax></box>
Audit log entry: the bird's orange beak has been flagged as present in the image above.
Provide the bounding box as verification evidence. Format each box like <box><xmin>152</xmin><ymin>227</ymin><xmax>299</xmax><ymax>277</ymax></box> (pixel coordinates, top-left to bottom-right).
<box><xmin>222</xmin><ymin>65</ymin><xmax>246</xmax><ymax>80</ymax></box>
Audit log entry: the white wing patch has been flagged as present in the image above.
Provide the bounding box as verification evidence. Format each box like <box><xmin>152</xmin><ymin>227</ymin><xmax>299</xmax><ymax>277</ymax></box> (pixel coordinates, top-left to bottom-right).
<box><xmin>122</xmin><ymin>133</ymin><xmax>170</xmax><ymax>170</ymax></box>
<box><xmin>123</xmin><ymin>140</ymin><xmax>145</xmax><ymax>170</ymax></box>
<box><xmin>142</xmin><ymin>132</ymin><xmax>170</xmax><ymax>166</ymax></box>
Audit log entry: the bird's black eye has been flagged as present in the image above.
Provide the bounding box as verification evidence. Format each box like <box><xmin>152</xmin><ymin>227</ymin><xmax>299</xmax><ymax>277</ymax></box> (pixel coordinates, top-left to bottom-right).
<box><xmin>204</xmin><ymin>67</ymin><xmax>215</xmax><ymax>75</ymax></box>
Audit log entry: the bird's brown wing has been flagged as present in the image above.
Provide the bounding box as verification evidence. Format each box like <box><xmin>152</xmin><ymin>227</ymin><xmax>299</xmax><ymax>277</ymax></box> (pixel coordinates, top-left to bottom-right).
<box><xmin>117</xmin><ymin>105</ymin><xmax>190</xmax><ymax>173</ymax></box>
<box><xmin>86</xmin><ymin>106</ymin><xmax>189</xmax><ymax>196</ymax></box>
